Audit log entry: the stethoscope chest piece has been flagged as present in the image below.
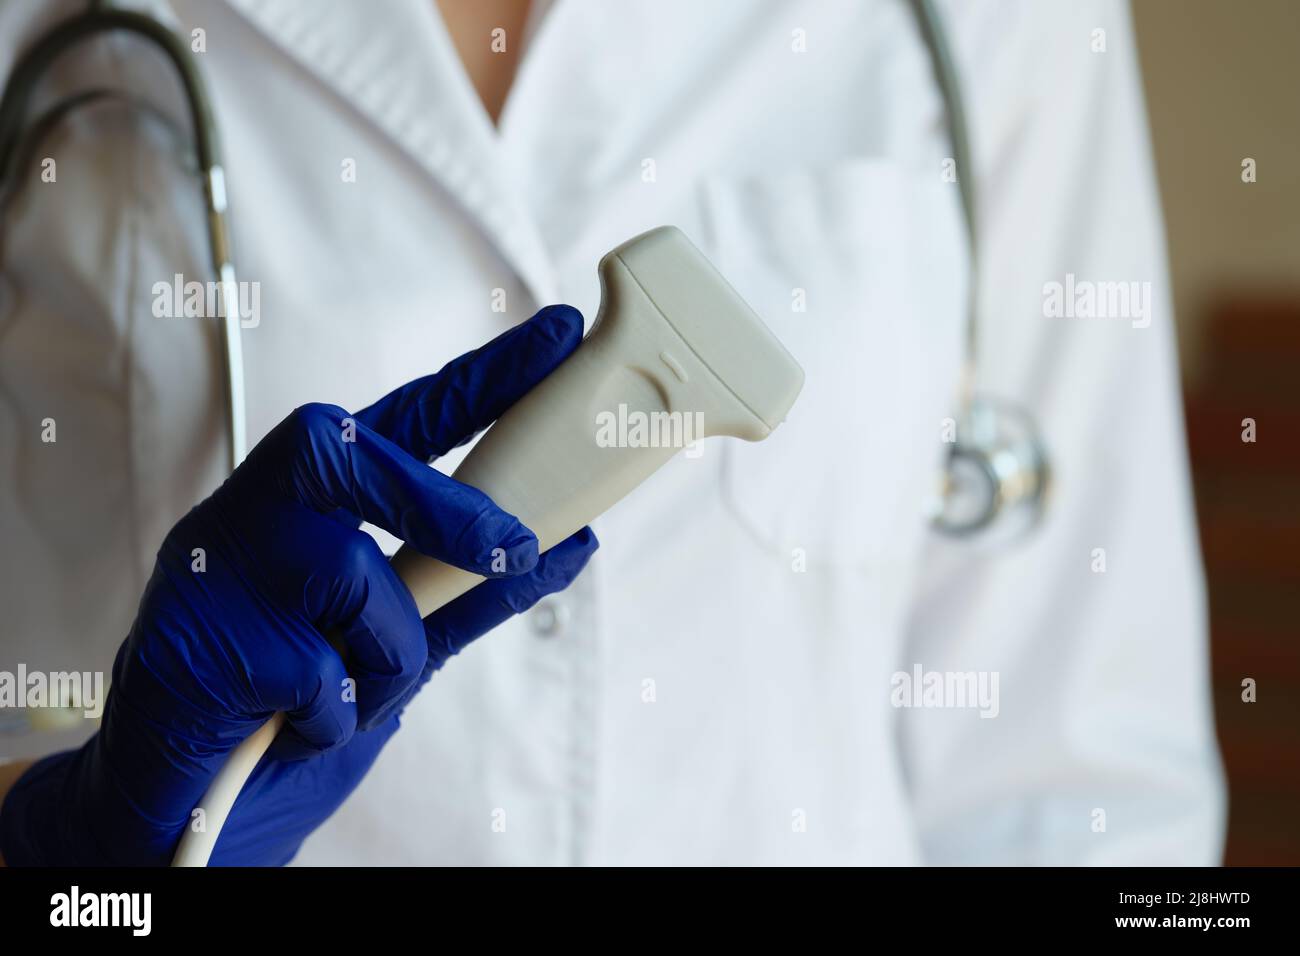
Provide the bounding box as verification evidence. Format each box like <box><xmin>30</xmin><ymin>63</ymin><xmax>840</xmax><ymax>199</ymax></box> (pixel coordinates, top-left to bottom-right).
<box><xmin>933</xmin><ymin>394</ymin><xmax>1050</xmax><ymax>543</ymax></box>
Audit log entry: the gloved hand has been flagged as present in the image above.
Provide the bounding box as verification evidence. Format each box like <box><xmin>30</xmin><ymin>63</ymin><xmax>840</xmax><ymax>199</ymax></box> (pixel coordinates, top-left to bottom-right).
<box><xmin>0</xmin><ymin>305</ymin><xmax>596</xmax><ymax>866</ymax></box>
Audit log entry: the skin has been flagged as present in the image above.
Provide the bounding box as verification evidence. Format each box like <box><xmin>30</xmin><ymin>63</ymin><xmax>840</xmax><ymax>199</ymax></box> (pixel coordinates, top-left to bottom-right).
<box><xmin>435</xmin><ymin>0</ymin><xmax>532</xmax><ymax>125</ymax></box>
<box><xmin>0</xmin><ymin>760</ymin><xmax>33</xmax><ymax>865</ymax></box>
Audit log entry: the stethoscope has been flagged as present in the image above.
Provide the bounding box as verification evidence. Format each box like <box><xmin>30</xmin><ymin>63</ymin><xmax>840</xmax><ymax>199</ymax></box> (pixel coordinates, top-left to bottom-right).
<box><xmin>0</xmin><ymin>0</ymin><xmax>1048</xmax><ymax>545</ymax></box>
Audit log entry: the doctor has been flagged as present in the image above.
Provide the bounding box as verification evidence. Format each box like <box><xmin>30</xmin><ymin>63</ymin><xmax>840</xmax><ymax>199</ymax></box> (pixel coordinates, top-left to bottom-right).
<box><xmin>0</xmin><ymin>0</ymin><xmax>1222</xmax><ymax>865</ymax></box>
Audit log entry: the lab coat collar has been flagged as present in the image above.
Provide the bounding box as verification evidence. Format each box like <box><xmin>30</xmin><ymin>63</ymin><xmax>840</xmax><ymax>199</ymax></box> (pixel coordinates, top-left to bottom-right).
<box><xmin>221</xmin><ymin>0</ymin><xmax>560</xmax><ymax>307</ymax></box>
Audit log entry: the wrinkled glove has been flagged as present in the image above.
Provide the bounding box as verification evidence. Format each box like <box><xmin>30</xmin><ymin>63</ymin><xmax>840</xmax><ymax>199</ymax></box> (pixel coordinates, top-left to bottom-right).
<box><xmin>0</xmin><ymin>305</ymin><xmax>596</xmax><ymax>866</ymax></box>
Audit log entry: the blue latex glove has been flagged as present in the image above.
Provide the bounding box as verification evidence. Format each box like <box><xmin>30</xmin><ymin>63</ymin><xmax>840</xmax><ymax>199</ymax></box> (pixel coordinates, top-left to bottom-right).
<box><xmin>0</xmin><ymin>305</ymin><xmax>597</xmax><ymax>866</ymax></box>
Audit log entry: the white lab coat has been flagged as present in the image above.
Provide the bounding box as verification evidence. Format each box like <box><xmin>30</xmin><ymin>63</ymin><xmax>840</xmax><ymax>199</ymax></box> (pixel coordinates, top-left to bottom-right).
<box><xmin>0</xmin><ymin>0</ymin><xmax>1223</xmax><ymax>865</ymax></box>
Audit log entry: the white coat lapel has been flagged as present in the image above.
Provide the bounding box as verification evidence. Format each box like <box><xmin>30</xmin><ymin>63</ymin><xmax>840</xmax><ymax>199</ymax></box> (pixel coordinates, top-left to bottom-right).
<box><xmin>221</xmin><ymin>0</ymin><xmax>559</xmax><ymax>306</ymax></box>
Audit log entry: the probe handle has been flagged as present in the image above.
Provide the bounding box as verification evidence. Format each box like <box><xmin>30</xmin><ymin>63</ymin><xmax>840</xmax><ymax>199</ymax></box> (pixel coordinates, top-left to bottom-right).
<box><xmin>169</xmin><ymin>315</ymin><xmax>688</xmax><ymax>866</ymax></box>
<box><xmin>170</xmin><ymin>226</ymin><xmax>803</xmax><ymax>866</ymax></box>
<box><xmin>391</xmin><ymin>233</ymin><xmax>783</xmax><ymax>613</ymax></box>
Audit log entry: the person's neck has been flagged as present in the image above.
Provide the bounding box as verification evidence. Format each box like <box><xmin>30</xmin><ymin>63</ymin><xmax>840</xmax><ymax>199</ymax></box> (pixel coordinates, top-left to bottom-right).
<box><xmin>435</xmin><ymin>0</ymin><xmax>533</xmax><ymax>126</ymax></box>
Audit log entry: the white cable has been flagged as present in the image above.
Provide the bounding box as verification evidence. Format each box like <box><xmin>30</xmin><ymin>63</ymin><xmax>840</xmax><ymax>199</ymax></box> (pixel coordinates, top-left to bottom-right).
<box><xmin>171</xmin><ymin>712</ymin><xmax>283</xmax><ymax>866</ymax></box>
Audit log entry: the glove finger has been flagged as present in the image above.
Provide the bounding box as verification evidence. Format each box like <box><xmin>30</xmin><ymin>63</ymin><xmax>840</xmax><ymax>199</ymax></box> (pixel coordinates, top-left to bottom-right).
<box><xmin>353</xmin><ymin>304</ymin><xmax>583</xmax><ymax>461</ymax></box>
<box><xmin>266</xmin><ymin>640</ymin><xmax>357</xmax><ymax>760</ymax></box>
<box><xmin>314</xmin><ymin>533</ymin><xmax>428</xmax><ymax>731</ymax></box>
<box><xmin>236</xmin><ymin>508</ymin><xmax>418</xmax><ymax>752</ymax></box>
<box><xmin>388</xmin><ymin>527</ymin><xmax>598</xmax><ymax>717</ymax></box>
<box><xmin>423</xmin><ymin>526</ymin><xmax>598</xmax><ymax>675</ymax></box>
<box><xmin>249</xmin><ymin>402</ymin><xmax>539</xmax><ymax>577</ymax></box>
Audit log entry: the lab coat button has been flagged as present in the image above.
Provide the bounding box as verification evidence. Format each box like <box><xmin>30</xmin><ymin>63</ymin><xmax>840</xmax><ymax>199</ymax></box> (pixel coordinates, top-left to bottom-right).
<box><xmin>530</xmin><ymin>596</ymin><xmax>569</xmax><ymax>637</ymax></box>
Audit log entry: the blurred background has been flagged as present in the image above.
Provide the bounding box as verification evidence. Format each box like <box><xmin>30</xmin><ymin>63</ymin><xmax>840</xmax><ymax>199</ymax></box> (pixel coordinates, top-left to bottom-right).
<box><xmin>1132</xmin><ymin>0</ymin><xmax>1299</xmax><ymax>866</ymax></box>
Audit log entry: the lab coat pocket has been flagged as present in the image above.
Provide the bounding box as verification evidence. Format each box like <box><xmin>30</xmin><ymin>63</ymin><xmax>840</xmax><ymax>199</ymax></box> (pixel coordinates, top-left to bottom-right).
<box><xmin>698</xmin><ymin>158</ymin><xmax>967</xmax><ymax>571</ymax></box>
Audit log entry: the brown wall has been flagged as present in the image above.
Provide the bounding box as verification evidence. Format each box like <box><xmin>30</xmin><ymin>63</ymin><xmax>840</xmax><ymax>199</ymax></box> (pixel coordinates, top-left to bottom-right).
<box><xmin>1133</xmin><ymin>0</ymin><xmax>1300</xmax><ymax>866</ymax></box>
<box><xmin>1133</xmin><ymin>0</ymin><xmax>1300</xmax><ymax>381</ymax></box>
